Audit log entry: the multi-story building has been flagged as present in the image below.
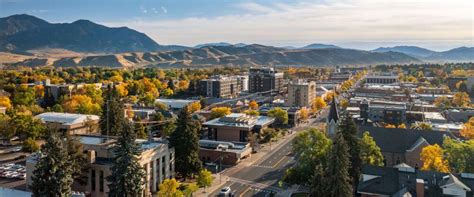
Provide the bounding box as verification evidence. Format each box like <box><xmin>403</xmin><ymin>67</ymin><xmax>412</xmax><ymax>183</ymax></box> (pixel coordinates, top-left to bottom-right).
<box><xmin>26</xmin><ymin>135</ymin><xmax>175</xmax><ymax>196</ymax></box>
<box><xmin>248</xmin><ymin>67</ymin><xmax>284</xmax><ymax>93</ymax></box>
<box><xmin>199</xmin><ymin>76</ymin><xmax>241</xmax><ymax>98</ymax></box>
<box><xmin>287</xmin><ymin>79</ymin><xmax>316</xmax><ymax>107</ymax></box>
<box><xmin>35</xmin><ymin>112</ymin><xmax>100</xmax><ymax>135</ymax></box>
<box><xmin>203</xmin><ymin>113</ymin><xmax>275</xmax><ymax>142</ymax></box>
<box><xmin>365</xmin><ymin>73</ymin><xmax>399</xmax><ymax>84</ymax></box>
<box><xmin>359</xmin><ymin>101</ymin><xmax>407</xmax><ymax>125</ymax></box>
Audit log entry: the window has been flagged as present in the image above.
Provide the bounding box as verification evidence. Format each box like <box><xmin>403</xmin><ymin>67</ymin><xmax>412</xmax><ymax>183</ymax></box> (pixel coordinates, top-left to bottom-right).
<box><xmin>91</xmin><ymin>170</ymin><xmax>96</xmax><ymax>191</ymax></box>
<box><xmin>99</xmin><ymin>170</ymin><xmax>104</xmax><ymax>192</ymax></box>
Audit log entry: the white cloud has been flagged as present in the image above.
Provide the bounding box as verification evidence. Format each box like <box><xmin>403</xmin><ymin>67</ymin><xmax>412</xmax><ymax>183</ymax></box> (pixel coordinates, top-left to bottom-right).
<box><xmin>161</xmin><ymin>6</ymin><xmax>167</xmax><ymax>14</ymax></box>
<box><xmin>106</xmin><ymin>0</ymin><xmax>473</xmax><ymax>50</ymax></box>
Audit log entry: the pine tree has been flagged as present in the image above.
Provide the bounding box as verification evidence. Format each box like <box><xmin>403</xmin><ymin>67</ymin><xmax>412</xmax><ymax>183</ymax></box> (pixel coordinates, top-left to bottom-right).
<box><xmin>107</xmin><ymin>121</ymin><xmax>145</xmax><ymax>196</ymax></box>
<box><xmin>100</xmin><ymin>86</ymin><xmax>125</xmax><ymax>136</ymax></box>
<box><xmin>169</xmin><ymin>105</ymin><xmax>202</xmax><ymax>178</ymax></box>
<box><xmin>323</xmin><ymin>131</ymin><xmax>353</xmax><ymax>197</ymax></box>
<box><xmin>338</xmin><ymin>114</ymin><xmax>362</xmax><ymax>186</ymax></box>
<box><xmin>66</xmin><ymin>135</ymin><xmax>88</xmax><ymax>185</ymax></box>
<box><xmin>31</xmin><ymin>131</ymin><xmax>73</xmax><ymax>196</ymax></box>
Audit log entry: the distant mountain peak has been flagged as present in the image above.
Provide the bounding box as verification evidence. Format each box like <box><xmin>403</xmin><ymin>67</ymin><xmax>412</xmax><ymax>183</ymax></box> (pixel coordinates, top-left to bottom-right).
<box><xmin>301</xmin><ymin>43</ymin><xmax>342</xmax><ymax>49</ymax></box>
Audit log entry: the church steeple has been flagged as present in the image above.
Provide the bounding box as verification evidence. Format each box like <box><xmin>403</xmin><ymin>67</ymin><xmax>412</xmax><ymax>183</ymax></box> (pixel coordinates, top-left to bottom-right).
<box><xmin>327</xmin><ymin>93</ymin><xmax>339</xmax><ymax>123</ymax></box>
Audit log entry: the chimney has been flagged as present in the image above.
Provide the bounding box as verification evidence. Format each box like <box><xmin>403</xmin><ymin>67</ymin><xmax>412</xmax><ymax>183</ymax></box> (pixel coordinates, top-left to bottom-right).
<box><xmin>416</xmin><ymin>179</ymin><xmax>424</xmax><ymax>197</ymax></box>
<box><xmin>87</xmin><ymin>150</ymin><xmax>96</xmax><ymax>164</ymax></box>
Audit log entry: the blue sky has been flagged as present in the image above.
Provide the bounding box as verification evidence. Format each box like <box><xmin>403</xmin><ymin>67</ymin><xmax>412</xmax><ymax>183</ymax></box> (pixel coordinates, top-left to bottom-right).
<box><xmin>1</xmin><ymin>0</ymin><xmax>473</xmax><ymax>50</ymax></box>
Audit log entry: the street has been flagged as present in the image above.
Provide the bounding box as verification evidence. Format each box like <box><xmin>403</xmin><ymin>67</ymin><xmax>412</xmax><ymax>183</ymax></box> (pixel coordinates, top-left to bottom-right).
<box><xmin>209</xmin><ymin>107</ymin><xmax>330</xmax><ymax>197</ymax></box>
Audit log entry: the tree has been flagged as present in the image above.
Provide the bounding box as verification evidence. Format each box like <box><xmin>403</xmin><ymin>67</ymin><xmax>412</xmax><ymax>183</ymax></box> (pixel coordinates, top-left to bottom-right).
<box><xmin>84</xmin><ymin>116</ymin><xmax>99</xmax><ymax>134</ymax></box>
<box><xmin>360</xmin><ymin>132</ymin><xmax>384</xmax><ymax>166</ymax></box>
<box><xmin>267</xmin><ymin>107</ymin><xmax>288</xmax><ymax>125</ymax></box>
<box><xmin>420</xmin><ymin>144</ymin><xmax>450</xmax><ymax>173</ymax></box>
<box><xmin>322</xmin><ymin>131</ymin><xmax>353</xmax><ymax>196</ymax></box>
<box><xmin>10</xmin><ymin>114</ymin><xmax>45</xmax><ymax>142</ymax></box>
<box><xmin>31</xmin><ymin>131</ymin><xmax>73</xmax><ymax>196</ymax></box>
<box><xmin>169</xmin><ymin>105</ymin><xmax>202</xmax><ymax>178</ymax></box>
<box><xmin>66</xmin><ymin>136</ymin><xmax>88</xmax><ymax>185</ymax></box>
<box><xmin>443</xmin><ymin>138</ymin><xmax>474</xmax><ymax>173</ymax></box>
<box><xmin>452</xmin><ymin>92</ymin><xmax>471</xmax><ymax>107</ymax></box>
<box><xmin>298</xmin><ymin>107</ymin><xmax>309</xmax><ymax>122</ymax></box>
<box><xmin>398</xmin><ymin>123</ymin><xmax>407</xmax><ymax>129</ymax></box>
<box><xmin>210</xmin><ymin>107</ymin><xmax>231</xmax><ymax>119</ymax></box>
<box><xmin>411</xmin><ymin>122</ymin><xmax>432</xmax><ymax>130</ymax></box>
<box><xmin>338</xmin><ymin>115</ymin><xmax>362</xmax><ymax>186</ymax></box>
<box><xmin>385</xmin><ymin>124</ymin><xmax>396</xmax><ymax>128</ymax></box>
<box><xmin>339</xmin><ymin>99</ymin><xmax>349</xmax><ymax>109</ymax></box>
<box><xmin>182</xmin><ymin>183</ymin><xmax>198</xmax><ymax>197</ymax></box>
<box><xmin>13</xmin><ymin>86</ymin><xmax>36</xmax><ymax>106</ymax></box>
<box><xmin>249</xmin><ymin>100</ymin><xmax>259</xmax><ymax>110</ymax></box>
<box><xmin>158</xmin><ymin>178</ymin><xmax>183</xmax><ymax>197</ymax></box>
<box><xmin>456</xmin><ymin>81</ymin><xmax>468</xmax><ymax>92</ymax></box>
<box><xmin>62</xmin><ymin>95</ymin><xmax>101</xmax><ymax>115</ymax></box>
<box><xmin>434</xmin><ymin>96</ymin><xmax>452</xmax><ymax>108</ymax></box>
<box><xmin>161</xmin><ymin>88</ymin><xmax>174</xmax><ymax>97</ymax></box>
<box><xmin>461</xmin><ymin>117</ymin><xmax>474</xmax><ymax>140</ymax></box>
<box><xmin>285</xmin><ymin>129</ymin><xmax>331</xmax><ymax>185</ymax></box>
<box><xmin>196</xmin><ymin>169</ymin><xmax>213</xmax><ymax>192</ymax></box>
<box><xmin>324</xmin><ymin>91</ymin><xmax>335</xmax><ymax>103</ymax></box>
<box><xmin>100</xmin><ymin>88</ymin><xmax>125</xmax><ymax>136</ymax></box>
<box><xmin>187</xmin><ymin>101</ymin><xmax>201</xmax><ymax>113</ymax></box>
<box><xmin>312</xmin><ymin>97</ymin><xmax>327</xmax><ymax>113</ymax></box>
<box><xmin>243</xmin><ymin>109</ymin><xmax>259</xmax><ymax>116</ymax></box>
<box><xmin>0</xmin><ymin>96</ymin><xmax>12</xmax><ymax>108</ymax></box>
<box><xmin>107</xmin><ymin>121</ymin><xmax>145</xmax><ymax>196</ymax></box>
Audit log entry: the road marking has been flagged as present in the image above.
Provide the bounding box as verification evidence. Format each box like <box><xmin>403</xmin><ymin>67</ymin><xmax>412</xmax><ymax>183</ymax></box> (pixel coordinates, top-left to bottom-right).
<box><xmin>272</xmin><ymin>156</ymin><xmax>287</xmax><ymax>168</ymax></box>
<box><xmin>239</xmin><ymin>186</ymin><xmax>251</xmax><ymax>197</ymax></box>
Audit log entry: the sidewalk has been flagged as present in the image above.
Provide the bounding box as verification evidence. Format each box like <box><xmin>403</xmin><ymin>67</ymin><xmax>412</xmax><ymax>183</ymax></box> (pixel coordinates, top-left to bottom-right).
<box><xmin>195</xmin><ymin>174</ymin><xmax>229</xmax><ymax>197</ymax></box>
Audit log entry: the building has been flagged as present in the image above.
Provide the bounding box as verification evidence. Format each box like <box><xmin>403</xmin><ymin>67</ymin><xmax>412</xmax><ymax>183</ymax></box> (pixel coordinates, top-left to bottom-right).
<box><xmin>358</xmin><ymin>165</ymin><xmax>474</xmax><ymax>197</ymax></box>
<box><xmin>155</xmin><ymin>99</ymin><xmax>197</xmax><ymax>111</ymax></box>
<box><xmin>447</xmin><ymin>77</ymin><xmax>467</xmax><ymax>90</ymax></box>
<box><xmin>199</xmin><ymin>140</ymin><xmax>252</xmax><ymax>165</ymax></box>
<box><xmin>444</xmin><ymin>109</ymin><xmax>474</xmax><ymax>123</ymax></box>
<box><xmin>358</xmin><ymin>126</ymin><xmax>457</xmax><ymax>167</ymax></box>
<box><xmin>199</xmin><ymin>76</ymin><xmax>241</xmax><ymax>98</ymax></box>
<box><xmin>0</xmin><ymin>106</ymin><xmax>5</xmax><ymax>115</ymax></box>
<box><xmin>359</xmin><ymin>101</ymin><xmax>407</xmax><ymax>125</ymax></box>
<box><xmin>365</xmin><ymin>74</ymin><xmax>399</xmax><ymax>84</ymax></box>
<box><xmin>26</xmin><ymin>135</ymin><xmax>174</xmax><ymax>196</ymax></box>
<box><xmin>248</xmin><ymin>67</ymin><xmax>284</xmax><ymax>93</ymax></box>
<box><xmin>235</xmin><ymin>75</ymin><xmax>249</xmax><ymax>92</ymax></box>
<box><xmin>326</xmin><ymin>97</ymin><xmax>339</xmax><ymax>136</ymax></box>
<box><xmin>35</xmin><ymin>112</ymin><xmax>100</xmax><ymax>135</ymax></box>
<box><xmin>203</xmin><ymin>113</ymin><xmax>275</xmax><ymax>142</ymax></box>
<box><xmin>287</xmin><ymin>79</ymin><xmax>316</xmax><ymax>107</ymax></box>
<box><xmin>468</xmin><ymin>76</ymin><xmax>474</xmax><ymax>93</ymax></box>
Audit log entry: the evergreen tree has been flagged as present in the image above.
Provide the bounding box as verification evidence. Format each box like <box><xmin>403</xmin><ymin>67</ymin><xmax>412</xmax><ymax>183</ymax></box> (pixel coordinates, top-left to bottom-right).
<box><xmin>31</xmin><ymin>131</ymin><xmax>73</xmax><ymax>196</ymax></box>
<box><xmin>66</xmin><ymin>135</ymin><xmax>88</xmax><ymax>185</ymax></box>
<box><xmin>107</xmin><ymin>121</ymin><xmax>145</xmax><ymax>196</ymax></box>
<box><xmin>322</xmin><ymin>131</ymin><xmax>353</xmax><ymax>197</ymax></box>
<box><xmin>338</xmin><ymin>115</ymin><xmax>362</xmax><ymax>186</ymax></box>
<box><xmin>100</xmin><ymin>86</ymin><xmax>125</xmax><ymax>136</ymax></box>
<box><xmin>169</xmin><ymin>105</ymin><xmax>202</xmax><ymax>178</ymax></box>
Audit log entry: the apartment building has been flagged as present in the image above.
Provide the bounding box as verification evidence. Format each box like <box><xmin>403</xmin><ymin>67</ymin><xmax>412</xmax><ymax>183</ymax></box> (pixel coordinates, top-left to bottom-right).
<box><xmin>287</xmin><ymin>79</ymin><xmax>316</xmax><ymax>107</ymax></box>
<box><xmin>248</xmin><ymin>67</ymin><xmax>284</xmax><ymax>93</ymax></box>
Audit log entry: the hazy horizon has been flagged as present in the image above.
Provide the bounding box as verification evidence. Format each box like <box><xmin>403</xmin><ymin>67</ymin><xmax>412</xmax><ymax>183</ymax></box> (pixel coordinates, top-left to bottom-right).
<box><xmin>1</xmin><ymin>0</ymin><xmax>473</xmax><ymax>51</ymax></box>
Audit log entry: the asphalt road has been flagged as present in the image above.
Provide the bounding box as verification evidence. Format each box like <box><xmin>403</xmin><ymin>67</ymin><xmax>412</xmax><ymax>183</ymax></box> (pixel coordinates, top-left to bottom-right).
<box><xmin>210</xmin><ymin>107</ymin><xmax>330</xmax><ymax>197</ymax></box>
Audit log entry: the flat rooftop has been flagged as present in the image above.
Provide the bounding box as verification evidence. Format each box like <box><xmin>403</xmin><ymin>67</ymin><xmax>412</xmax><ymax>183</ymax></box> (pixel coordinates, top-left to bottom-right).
<box><xmin>155</xmin><ymin>98</ymin><xmax>197</xmax><ymax>109</ymax></box>
<box><xmin>36</xmin><ymin>112</ymin><xmax>99</xmax><ymax>126</ymax></box>
<box><xmin>203</xmin><ymin>113</ymin><xmax>275</xmax><ymax>129</ymax></box>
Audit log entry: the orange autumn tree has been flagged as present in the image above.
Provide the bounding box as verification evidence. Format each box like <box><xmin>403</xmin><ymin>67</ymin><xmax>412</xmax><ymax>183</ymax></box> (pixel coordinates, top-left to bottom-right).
<box><xmin>0</xmin><ymin>96</ymin><xmax>12</xmax><ymax>109</ymax></box>
<box><xmin>187</xmin><ymin>101</ymin><xmax>202</xmax><ymax>113</ymax></box>
<box><xmin>460</xmin><ymin>117</ymin><xmax>474</xmax><ymax>140</ymax></box>
<box><xmin>420</xmin><ymin>144</ymin><xmax>450</xmax><ymax>172</ymax></box>
<box><xmin>248</xmin><ymin>100</ymin><xmax>259</xmax><ymax>110</ymax></box>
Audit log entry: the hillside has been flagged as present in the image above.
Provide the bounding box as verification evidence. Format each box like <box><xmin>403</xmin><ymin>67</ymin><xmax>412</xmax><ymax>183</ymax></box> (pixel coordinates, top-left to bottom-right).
<box><xmin>301</xmin><ymin>43</ymin><xmax>342</xmax><ymax>50</ymax></box>
<box><xmin>0</xmin><ymin>14</ymin><xmax>188</xmax><ymax>53</ymax></box>
<box><xmin>4</xmin><ymin>45</ymin><xmax>420</xmax><ymax>68</ymax></box>
<box><xmin>372</xmin><ymin>46</ymin><xmax>474</xmax><ymax>62</ymax></box>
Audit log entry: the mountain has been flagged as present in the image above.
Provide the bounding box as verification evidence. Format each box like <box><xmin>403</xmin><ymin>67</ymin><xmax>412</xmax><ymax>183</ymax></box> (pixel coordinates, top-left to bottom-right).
<box><xmin>372</xmin><ymin>46</ymin><xmax>435</xmax><ymax>57</ymax></box>
<box><xmin>372</xmin><ymin>46</ymin><xmax>474</xmax><ymax>62</ymax></box>
<box><xmin>301</xmin><ymin>43</ymin><xmax>342</xmax><ymax>49</ymax></box>
<box><xmin>0</xmin><ymin>14</ymin><xmax>188</xmax><ymax>53</ymax></box>
<box><xmin>5</xmin><ymin>44</ymin><xmax>420</xmax><ymax>68</ymax></box>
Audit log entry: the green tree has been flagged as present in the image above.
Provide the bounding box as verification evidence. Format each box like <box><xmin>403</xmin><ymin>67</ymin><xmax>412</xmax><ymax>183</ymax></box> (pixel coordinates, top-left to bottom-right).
<box><xmin>443</xmin><ymin>138</ymin><xmax>474</xmax><ymax>173</ymax></box>
<box><xmin>322</xmin><ymin>131</ymin><xmax>353</xmax><ymax>197</ymax></box>
<box><xmin>100</xmin><ymin>87</ymin><xmax>125</xmax><ymax>136</ymax></box>
<box><xmin>31</xmin><ymin>131</ymin><xmax>73</xmax><ymax>196</ymax></box>
<box><xmin>285</xmin><ymin>129</ymin><xmax>331</xmax><ymax>184</ymax></box>
<box><xmin>267</xmin><ymin>107</ymin><xmax>288</xmax><ymax>125</ymax></box>
<box><xmin>196</xmin><ymin>169</ymin><xmax>213</xmax><ymax>192</ymax></box>
<box><xmin>360</xmin><ymin>132</ymin><xmax>384</xmax><ymax>166</ymax></box>
<box><xmin>107</xmin><ymin>121</ymin><xmax>145</xmax><ymax>196</ymax></box>
<box><xmin>66</xmin><ymin>136</ymin><xmax>88</xmax><ymax>185</ymax></box>
<box><xmin>13</xmin><ymin>86</ymin><xmax>36</xmax><ymax>106</ymax></box>
<box><xmin>169</xmin><ymin>105</ymin><xmax>202</xmax><ymax>178</ymax></box>
<box><xmin>338</xmin><ymin>115</ymin><xmax>362</xmax><ymax>186</ymax></box>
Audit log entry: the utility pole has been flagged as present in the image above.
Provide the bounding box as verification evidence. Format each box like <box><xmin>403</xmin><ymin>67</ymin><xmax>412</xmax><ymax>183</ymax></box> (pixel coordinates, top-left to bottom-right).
<box><xmin>106</xmin><ymin>99</ymin><xmax>110</xmax><ymax>139</ymax></box>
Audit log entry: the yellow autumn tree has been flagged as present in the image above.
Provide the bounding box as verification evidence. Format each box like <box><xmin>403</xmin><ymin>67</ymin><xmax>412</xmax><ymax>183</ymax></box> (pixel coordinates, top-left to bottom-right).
<box><xmin>324</xmin><ymin>91</ymin><xmax>334</xmax><ymax>103</ymax></box>
<box><xmin>385</xmin><ymin>124</ymin><xmax>396</xmax><ymax>128</ymax></box>
<box><xmin>249</xmin><ymin>100</ymin><xmax>259</xmax><ymax>110</ymax></box>
<box><xmin>34</xmin><ymin>85</ymin><xmax>44</xmax><ymax>98</ymax></box>
<box><xmin>298</xmin><ymin>107</ymin><xmax>309</xmax><ymax>121</ymax></box>
<box><xmin>397</xmin><ymin>123</ymin><xmax>407</xmax><ymax>129</ymax></box>
<box><xmin>452</xmin><ymin>92</ymin><xmax>471</xmax><ymax>107</ymax></box>
<box><xmin>210</xmin><ymin>107</ymin><xmax>231</xmax><ymax>119</ymax></box>
<box><xmin>312</xmin><ymin>97</ymin><xmax>327</xmax><ymax>113</ymax></box>
<box><xmin>460</xmin><ymin>117</ymin><xmax>474</xmax><ymax>140</ymax></box>
<box><xmin>0</xmin><ymin>96</ymin><xmax>12</xmax><ymax>109</ymax></box>
<box><xmin>420</xmin><ymin>144</ymin><xmax>450</xmax><ymax>173</ymax></box>
<box><xmin>187</xmin><ymin>101</ymin><xmax>201</xmax><ymax>113</ymax></box>
<box><xmin>115</xmin><ymin>83</ymin><xmax>128</xmax><ymax>97</ymax></box>
<box><xmin>62</xmin><ymin>95</ymin><xmax>101</xmax><ymax>115</ymax></box>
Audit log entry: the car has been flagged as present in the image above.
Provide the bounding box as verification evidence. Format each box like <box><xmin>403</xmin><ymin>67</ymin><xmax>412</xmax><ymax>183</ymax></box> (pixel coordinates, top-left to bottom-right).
<box><xmin>219</xmin><ymin>187</ymin><xmax>231</xmax><ymax>197</ymax></box>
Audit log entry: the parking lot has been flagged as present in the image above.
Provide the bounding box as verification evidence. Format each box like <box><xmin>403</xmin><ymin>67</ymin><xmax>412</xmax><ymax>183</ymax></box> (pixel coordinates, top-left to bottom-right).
<box><xmin>0</xmin><ymin>145</ymin><xmax>28</xmax><ymax>189</ymax></box>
